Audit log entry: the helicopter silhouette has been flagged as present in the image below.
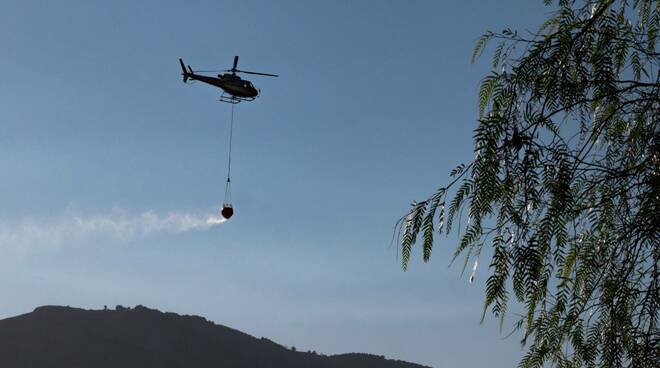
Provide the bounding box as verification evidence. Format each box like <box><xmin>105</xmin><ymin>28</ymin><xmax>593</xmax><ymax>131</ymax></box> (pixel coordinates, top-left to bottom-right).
<box><xmin>179</xmin><ymin>56</ymin><xmax>278</xmax><ymax>103</ymax></box>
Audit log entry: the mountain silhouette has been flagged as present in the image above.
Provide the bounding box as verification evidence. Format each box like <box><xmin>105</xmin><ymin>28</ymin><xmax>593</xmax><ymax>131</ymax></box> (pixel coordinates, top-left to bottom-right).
<box><xmin>0</xmin><ymin>305</ymin><xmax>430</xmax><ymax>368</ymax></box>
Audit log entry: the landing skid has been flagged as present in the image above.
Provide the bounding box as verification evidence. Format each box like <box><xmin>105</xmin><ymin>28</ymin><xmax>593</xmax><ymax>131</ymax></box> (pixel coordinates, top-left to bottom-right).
<box><xmin>219</xmin><ymin>94</ymin><xmax>256</xmax><ymax>104</ymax></box>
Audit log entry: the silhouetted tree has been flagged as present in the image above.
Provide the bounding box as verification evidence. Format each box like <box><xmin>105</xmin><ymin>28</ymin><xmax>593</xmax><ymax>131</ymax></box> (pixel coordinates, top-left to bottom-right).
<box><xmin>398</xmin><ymin>1</ymin><xmax>658</xmax><ymax>367</ymax></box>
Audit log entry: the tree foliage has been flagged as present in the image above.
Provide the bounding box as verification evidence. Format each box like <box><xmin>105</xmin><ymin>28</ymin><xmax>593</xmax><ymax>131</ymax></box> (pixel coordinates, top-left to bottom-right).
<box><xmin>397</xmin><ymin>1</ymin><xmax>659</xmax><ymax>367</ymax></box>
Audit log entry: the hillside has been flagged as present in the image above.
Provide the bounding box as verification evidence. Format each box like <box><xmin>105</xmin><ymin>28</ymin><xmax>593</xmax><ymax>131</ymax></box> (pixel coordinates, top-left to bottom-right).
<box><xmin>0</xmin><ymin>305</ymin><xmax>430</xmax><ymax>368</ymax></box>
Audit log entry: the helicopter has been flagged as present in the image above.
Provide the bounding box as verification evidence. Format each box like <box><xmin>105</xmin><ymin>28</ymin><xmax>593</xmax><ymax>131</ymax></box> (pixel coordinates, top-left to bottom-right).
<box><xmin>179</xmin><ymin>56</ymin><xmax>278</xmax><ymax>103</ymax></box>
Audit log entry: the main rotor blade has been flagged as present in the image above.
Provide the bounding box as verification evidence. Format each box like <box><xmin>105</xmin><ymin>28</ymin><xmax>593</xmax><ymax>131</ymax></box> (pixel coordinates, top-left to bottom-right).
<box><xmin>194</xmin><ymin>70</ymin><xmax>224</xmax><ymax>73</ymax></box>
<box><xmin>233</xmin><ymin>56</ymin><xmax>239</xmax><ymax>70</ymax></box>
<box><xmin>235</xmin><ymin>69</ymin><xmax>279</xmax><ymax>77</ymax></box>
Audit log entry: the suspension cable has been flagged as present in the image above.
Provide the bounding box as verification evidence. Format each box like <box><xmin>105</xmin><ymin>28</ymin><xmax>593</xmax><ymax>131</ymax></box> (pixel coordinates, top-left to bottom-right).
<box><xmin>227</xmin><ymin>102</ymin><xmax>234</xmax><ymax>180</ymax></box>
<box><xmin>223</xmin><ymin>103</ymin><xmax>235</xmax><ymax>205</ymax></box>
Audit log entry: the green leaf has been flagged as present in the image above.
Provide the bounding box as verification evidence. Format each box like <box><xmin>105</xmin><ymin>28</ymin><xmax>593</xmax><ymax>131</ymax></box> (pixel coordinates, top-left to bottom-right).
<box><xmin>472</xmin><ymin>31</ymin><xmax>493</xmax><ymax>64</ymax></box>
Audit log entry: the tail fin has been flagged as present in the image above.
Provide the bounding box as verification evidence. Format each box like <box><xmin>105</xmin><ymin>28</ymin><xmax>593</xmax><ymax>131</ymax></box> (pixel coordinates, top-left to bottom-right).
<box><xmin>179</xmin><ymin>58</ymin><xmax>190</xmax><ymax>83</ymax></box>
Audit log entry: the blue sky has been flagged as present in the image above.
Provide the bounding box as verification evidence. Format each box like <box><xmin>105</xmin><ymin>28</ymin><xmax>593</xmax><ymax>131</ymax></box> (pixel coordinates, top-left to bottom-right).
<box><xmin>0</xmin><ymin>1</ymin><xmax>551</xmax><ymax>367</ymax></box>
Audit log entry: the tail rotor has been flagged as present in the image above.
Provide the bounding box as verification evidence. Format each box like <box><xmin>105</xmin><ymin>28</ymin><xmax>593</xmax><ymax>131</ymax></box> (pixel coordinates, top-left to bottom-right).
<box><xmin>179</xmin><ymin>58</ymin><xmax>191</xmax><ymax>83</ymax></box>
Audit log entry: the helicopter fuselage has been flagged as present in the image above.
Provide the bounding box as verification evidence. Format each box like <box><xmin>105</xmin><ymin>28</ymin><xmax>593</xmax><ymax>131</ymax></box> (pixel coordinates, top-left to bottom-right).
<box><xmin>186</xmin><ymin>73</ymin><xmax>259</xmax><ymax>98</ymax></box>
<box><xmin>179</xmin><ymin>57</ymin><xmax>276</xmax><ymax>103</ymax></box>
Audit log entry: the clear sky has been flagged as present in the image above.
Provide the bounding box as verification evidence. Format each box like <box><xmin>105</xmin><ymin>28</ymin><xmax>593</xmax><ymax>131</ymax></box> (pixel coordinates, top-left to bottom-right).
<box><xmin>1</xmin><ymin>1</ymin><xmax>551</xmax><ymax>367</ymax></box>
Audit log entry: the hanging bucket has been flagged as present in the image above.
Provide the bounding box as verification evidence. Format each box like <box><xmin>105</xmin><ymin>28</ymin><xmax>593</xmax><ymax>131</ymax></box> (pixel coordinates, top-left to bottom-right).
<box><xmin>221</xmin><ymin>204</ymin><xmax>234</xmax><ymax>220</ymax></box>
